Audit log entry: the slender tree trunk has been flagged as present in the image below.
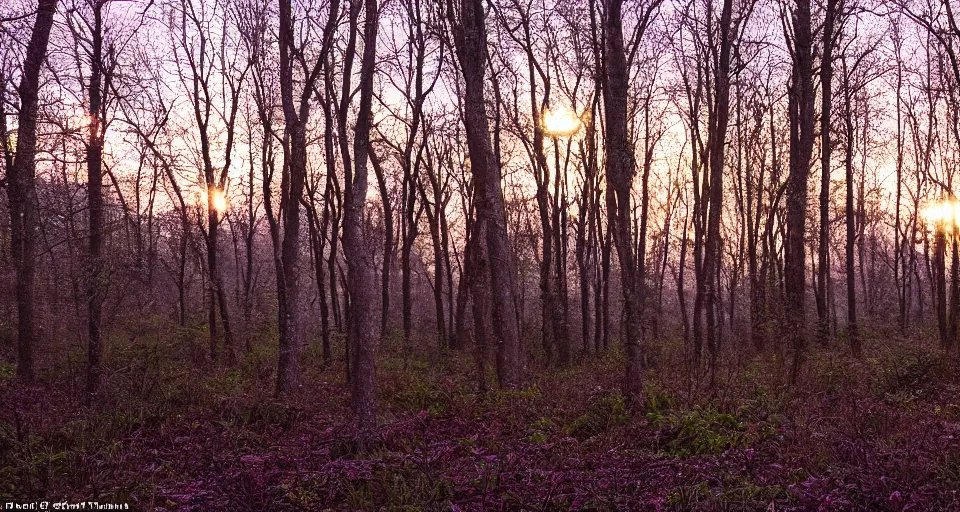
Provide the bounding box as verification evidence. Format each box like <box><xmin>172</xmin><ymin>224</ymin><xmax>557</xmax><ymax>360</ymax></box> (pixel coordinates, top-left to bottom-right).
<box><xmin>450</xmin><ymin>0</ymin><xmax>523</xmax><ymax>389</ymax></box>
<box><xmin>178</xmin><ymin>229</ymin><xmax>188</xmax><ymax>327</ymax></box>
<box><xmin>453</xmin><ymin>221</ymin><xmax>473</xmax><ymax>350</ymax></box>
<box><xmin>553</xmin><ymin>140</ymin><xmax>572</xmax><ymax>365</ymax></box>
<box><xmin>276</xmin><ymin>0</ymin><xmax>325</xmax><ymax>394</ymax></box>
<box><xmin>243</xmin><ymin>153</ymin><xmax>257</xmax><ymax>351</ymax></box>
<box><xmin>678</xmin><ymin>217</ymin><xmax>690</xmax><ymax>345</ymax></box>
<box><xmin>601</xmin><ymin>225</ymin><xmax>611</xmax><ymax>351</ymax></box>
<box><xmin>344</xmin><ymin>0</ymin><xmax>380</xmax><ymax>434</ymax></box>
<box><xmin>7</xmin><ymin>0</ymin><xmax>58</xmax><ymax>384</ymax></box>
<box><xmin>421</xmin><ymin>145</ymin><xmax>450</xmax><ymax>349</ymax></box>
<box><xmin>816</xmin><ymin>0</ymin><xmax>836</xmax><ymax>345</ymax></box>
<box><xmin>307</xmin><ymin>202</ymin><xmax>332</xmax><ymax>366</ymax></box>
<box><xmin>207</xmin><ymin>215</ymin><xmax>220</xmax><ymax>362</ymax></box>
<box><xmin>370</xmin><ymin>146</ymin><xmax>393</xmax><ymax>336</ymax></box>
<box><xmin>842</xmin><ymin>70</ymin><xmax>861</xmax><ymax>357</ymax></box>
<box><xmin>419</xmin><ymin>167</ymin><xmax>447</xmax><ymax>349</ymax></box>
<box><xmin>470</xmin><ymin>217</ymin><xmax>491</xmax><ymax>393</ymax></box>
<box><xmin>86</xmin><ymin>1</ymin><xmax>105</xmax><ymax>398</ymax></box>
<box><xmin>602</xmin><ymin>0</ymin><xmax>650</xmax><ymax>401</ymax></box>
<box><xmin>894</xmin><ymin>32</ymin><xmax>906</xmax><ymax>333</ymax></box>
<box><xmin>785</xmin><ymin>0</ymin><xmax>816</xmax><ymax>381</ymax></box>
<box><xmin>703</xmin><ymin>0</ymin><xmax>735</xmax><ymax>382</ymax></box>
<box><xmin>317</xmin><ymin>89</ymin><xmax>339</xmax><ymax>366</ymax></box>
<box><xmin>401</xmin><ymin>177</ymin><xmax>416</xmax><ymax>352</ymax></box>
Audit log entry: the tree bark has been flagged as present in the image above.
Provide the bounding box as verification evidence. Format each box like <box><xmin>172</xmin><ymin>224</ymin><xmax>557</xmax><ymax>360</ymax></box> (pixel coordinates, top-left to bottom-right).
<box><xmin>450</xmin><ymin>0</ymin><xmax>523</xmax><ymax>389</ymax></box>
<box><xmin>816</xmin><ymin>0</ymin><xmax>837</xmax><ymax>345</ymax></box>
<box><xmin>7</xmin><ymin>0</ymin><xmax>58</xmax><ymax>384</ymax></box>
<box><xmin>842</xmin><ymin>71</ymin><xmax>861</xmax><ymax>357</ymax></box>
<box><xmin>370</xmin><ymin>146</ymin><xmax>393</xmax><ymax>337</ymax></box>
<box><xmin>785</xmin><ymin>0</ymin><xmax>816</xmax><ymax>382</ymax></box>
<box><xmin>704</xmin><ymin>0</ymin><xmax>735</xmax><ymax>382</ymax></box>
<box><xmin>343</xmin><ymin>0</ymin><xmax>380</xmax><ymax>434</ymax></box>
<box><xmin>602</xmin><ymin>0</ymin><xmax>647</xmax><ymax>401</ymax></box>
<box><xmin>85</xmin><ymin>0</ymin><xmax>105</xmax><ymax>397</ymax></box>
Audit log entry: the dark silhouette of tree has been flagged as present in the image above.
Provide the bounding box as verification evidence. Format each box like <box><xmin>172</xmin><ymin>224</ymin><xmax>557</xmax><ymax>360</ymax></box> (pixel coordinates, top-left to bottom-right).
<box><xmin>784</xmin><ymin>0</ymin><xmax>816</xmax><ymax>381</ymax></box>
<box><xmin>448</xmin><ymin>0</ymin><xmax>522</xmax><ymax>389</ymax></box>
<box><xmin>4</xmin><ymin>0</ymin><xmax>58</xmax><ymax>383</ymax></box>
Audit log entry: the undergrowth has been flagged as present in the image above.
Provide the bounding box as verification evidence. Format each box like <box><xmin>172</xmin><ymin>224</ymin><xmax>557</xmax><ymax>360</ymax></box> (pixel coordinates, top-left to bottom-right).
<box><xmin>2</xmin><ymin>321</ymin><xmax>960</xmax><ymax>509</ymax></box>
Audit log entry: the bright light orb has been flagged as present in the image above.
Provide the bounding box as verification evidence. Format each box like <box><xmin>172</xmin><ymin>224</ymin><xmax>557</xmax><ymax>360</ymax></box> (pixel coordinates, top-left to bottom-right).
<box><xmin>542</xmin><ymin>105</ymin><xmax>583</xmax><ymax>137</ymax></box>
<box><xmin>922</xmin><ymin>199</ymin><xmax>960</xmax><ymax>231</ymax></box>
<box><xmin>211</xmin><ymin>188</ymin><xmax>228</xmax><ymax>214</ymax></box>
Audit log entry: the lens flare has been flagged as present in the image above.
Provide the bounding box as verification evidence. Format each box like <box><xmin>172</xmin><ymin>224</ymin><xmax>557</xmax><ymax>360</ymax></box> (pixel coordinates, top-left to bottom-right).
<box><xmin>921</xmin><ymin>199</ymin><xmax>960</xmax><ymax>231</ymax></box>
<box><xmin>211</xmin><ymin>188</ymin><xmax>228</xmax><ymax>214</ymax></box>
<box><xmin>542</xmin><ymin>106</ymin><xmax>583</xmax><ymax>137</ymax></box>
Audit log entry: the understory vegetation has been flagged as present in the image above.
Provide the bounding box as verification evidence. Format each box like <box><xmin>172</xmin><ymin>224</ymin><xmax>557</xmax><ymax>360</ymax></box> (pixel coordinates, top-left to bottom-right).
<box><xmin>2</xmin><ymin>321</ymin><xmax>958</xmax><ymax>510</ymax></box>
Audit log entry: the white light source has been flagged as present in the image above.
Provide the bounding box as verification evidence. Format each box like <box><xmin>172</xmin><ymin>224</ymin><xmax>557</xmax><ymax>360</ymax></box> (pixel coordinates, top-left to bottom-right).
<box><xmin>922</xmin><ymin>198</ymin><xmax>960</xmax><ymax>231</ymax></box>
<box><xmin>211</xmin><ymin>187</ymin><xmax>228</xmax><ymax>214</ymax></box>
<box><xmin>542</xmin><ymin>105</ymin><xmax>583</xmax><ymax>137</ymax></box>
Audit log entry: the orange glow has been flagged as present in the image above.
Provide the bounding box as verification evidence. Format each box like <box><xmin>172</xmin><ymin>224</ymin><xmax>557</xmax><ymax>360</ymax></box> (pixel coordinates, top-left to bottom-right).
<box><xmin>211</xmin><ymin>188</ymin><xmax>228</xmax><ymax>214</ymax></box>
<box><xmin>542</xmin><ymin>105</ymin><xmax>583</xmax><ymax>137</ymax></box>
<box><xmin>921</xmin><ymin>199</ymin><xmax>960</xmax><ymax>231</ymax></box>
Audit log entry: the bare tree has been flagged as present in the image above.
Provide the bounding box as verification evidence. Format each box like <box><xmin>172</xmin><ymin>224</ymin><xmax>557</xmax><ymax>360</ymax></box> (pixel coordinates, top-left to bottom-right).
<box><xmin>342</xmin><ymin>0</ymin><xmax>381</xmax><ymax>434</ymax></box>
<box><xmin>64</xmin><ymin>0</ymin><xmax>120</xmax><ymax>396</ymax></box>
<box><xmin>784</xmin><ymin>0</ymin><xmax>816</xmax><ymax>381</ymax></box>
<box><xmin>448</xmin><ymin>0</ymin><xmax>522</xmax><ymax>389</ymax></box>
<box><xmin>601</xmin><ymin>0</ymin><xmax>661</xmax><ymax>400</ymax></box>
<box><xmin>3</xmin><ymin>0</ymin><xmax>58</xmax><ymax>383</ymax></box>
<box><xmin>815</xmin><ymin>0</ymin><xmax>840</xmax><ymax>345</ymax></box>
<box><xmin>167</xmin><ymin>0</ymin><xmax>250</xmax><ymax>364</ymax></box>
<box><xmin>275</xmin><ymin>0</ymin><xmax>338</xmax><ymax>394</ymax></box>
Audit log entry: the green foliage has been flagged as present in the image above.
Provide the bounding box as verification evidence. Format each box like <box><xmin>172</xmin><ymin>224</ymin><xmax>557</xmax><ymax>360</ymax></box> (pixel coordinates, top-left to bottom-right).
<box><xmin>667</xmin><ymin>482</ymin><xmax>710</xmax><ymax>506</ymax></box>
<box><xmin>395</xmin><ymin>379</ymin><xmax>449</xmax><ymax>416</ymax></box>
<box><xmin>0</xmin><ymin>421</ymin><xmax>77</xmax><ymax>500</ymax></box>
<box><xmin>490</xmin><ymin>385</ymin><xmax>542</xmax><ymax>405</ymax></box>
<box><xmin>642</xmin><ymin>382</ymin><xmax>676</xmax><ymax>413</ymax></box>
<box><xmin>652</xmin><ymin>409</ymin><xmax>745</xmax><ymax>456</ymax></box>
<box><xmin>811</xmin><ymin>355</ymin><xmax>859</xmax><ymax>396</ymax></box>
<box><xmin>473</xmin><ymin>385</ymin><xmax>545</xmax><ymax>427</ymax></box>
<box><xmin>668</xmin><ymin>479</ymin><xmax>787</xmax><ymax>508</ymax></box>
<box><xmin>527</xmin><ymin>417</ymin><xmax>555</xmax><ymax>444</ymax></box>
<box><xmin>935</xmin><ymin>452</ymin><xmax>960</xmax><ymax>483</ymax></box>
<box><xmin>302</xmin><ymin>462</ymin><xmax>454</xmax><ymax>511</ymax></box>
<box><xmin>203</xmin><ymin>369</ymin><xmax>244</xmax><ymax>395</ymax></box>
<box><xmin>870</xmin><ymin>350</ymin><xmax>944</xmax><ymax>401</ymax></box>
<box><xmin>564</xmin><ymin>393</ymin><xmax>630</xmax><ymax>439</ymax></box>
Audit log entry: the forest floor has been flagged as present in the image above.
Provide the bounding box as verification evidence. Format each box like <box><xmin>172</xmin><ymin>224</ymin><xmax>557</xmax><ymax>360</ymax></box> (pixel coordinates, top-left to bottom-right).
<box><xmin>3</xmin><ymin>323</ymin><xmax>960</xmax><ymax>510</ymax></box>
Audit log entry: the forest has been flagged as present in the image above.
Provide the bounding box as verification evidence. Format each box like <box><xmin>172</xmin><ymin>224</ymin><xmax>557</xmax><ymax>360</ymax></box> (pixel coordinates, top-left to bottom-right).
<box><xmin>3</xmin><ymin>0</ymin><xmax>960</xmax><ymax>508</ymax></box>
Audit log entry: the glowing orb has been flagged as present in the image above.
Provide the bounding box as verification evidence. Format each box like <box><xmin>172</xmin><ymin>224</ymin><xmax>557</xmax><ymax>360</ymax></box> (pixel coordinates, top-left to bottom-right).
<box><xmin>542</xmin><ymin>106</ymin><xmax>583</xmax><ymax>137</ymax></box>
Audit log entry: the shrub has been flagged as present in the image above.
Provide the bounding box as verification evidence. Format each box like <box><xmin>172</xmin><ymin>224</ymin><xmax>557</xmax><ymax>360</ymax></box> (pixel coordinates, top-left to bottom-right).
<box><xmin>564</xmin><ymin>393</ymin><xmax>630</xmax><ymax>439</ymax></box>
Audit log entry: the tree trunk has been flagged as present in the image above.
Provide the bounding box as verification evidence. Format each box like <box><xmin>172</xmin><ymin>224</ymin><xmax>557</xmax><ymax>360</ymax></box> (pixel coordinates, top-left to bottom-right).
<box><xmin>86</xmin><ymin>1</ymin><xmax>105</xmax><ymax>398</ymax></box>
<box><xmin>276</xmin><ymin>0</ymin><xmax>313</xmax><ymax>394</ymax></box>
<box><xmin>785</xmin><ymin>0</ymin><xmax>816</xmax><ymax>382</ymax></box>
<box><xmin>450</xmin><ymin>0</ymin><xmax>523</xmax><ymax>389</ymax></box>
<box><xmin>370</xmin><ymin>146</ymin><xmax>393</xmax><ymax>336</ymax></box>
<box><xmin>7</xmin><ymin>0</ymin><xmax>58</xmax><ymax>384</ymax></box>
<box><xmin>704</xmin><ymin>0</ymin><xmax>735</xmax><ymax>383</ymax></box>
<box><xmin>602</xmin><ymin>0</ymin><xmax>642</xmax><ymax>401</ymax></box>
<box><xmin>343</xmin><ymin>0</ymin><xmax>380</xmax><ymax>434</ymax></box>
<box><xmin>816</xmin><ymin>0</ymin><xmax>836</xmax><ymax>345</ymax></box>
<box><xmin>842</xmin><ymin>62</ymin><xmax>861</xmax><ymax>358</ymax></box>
